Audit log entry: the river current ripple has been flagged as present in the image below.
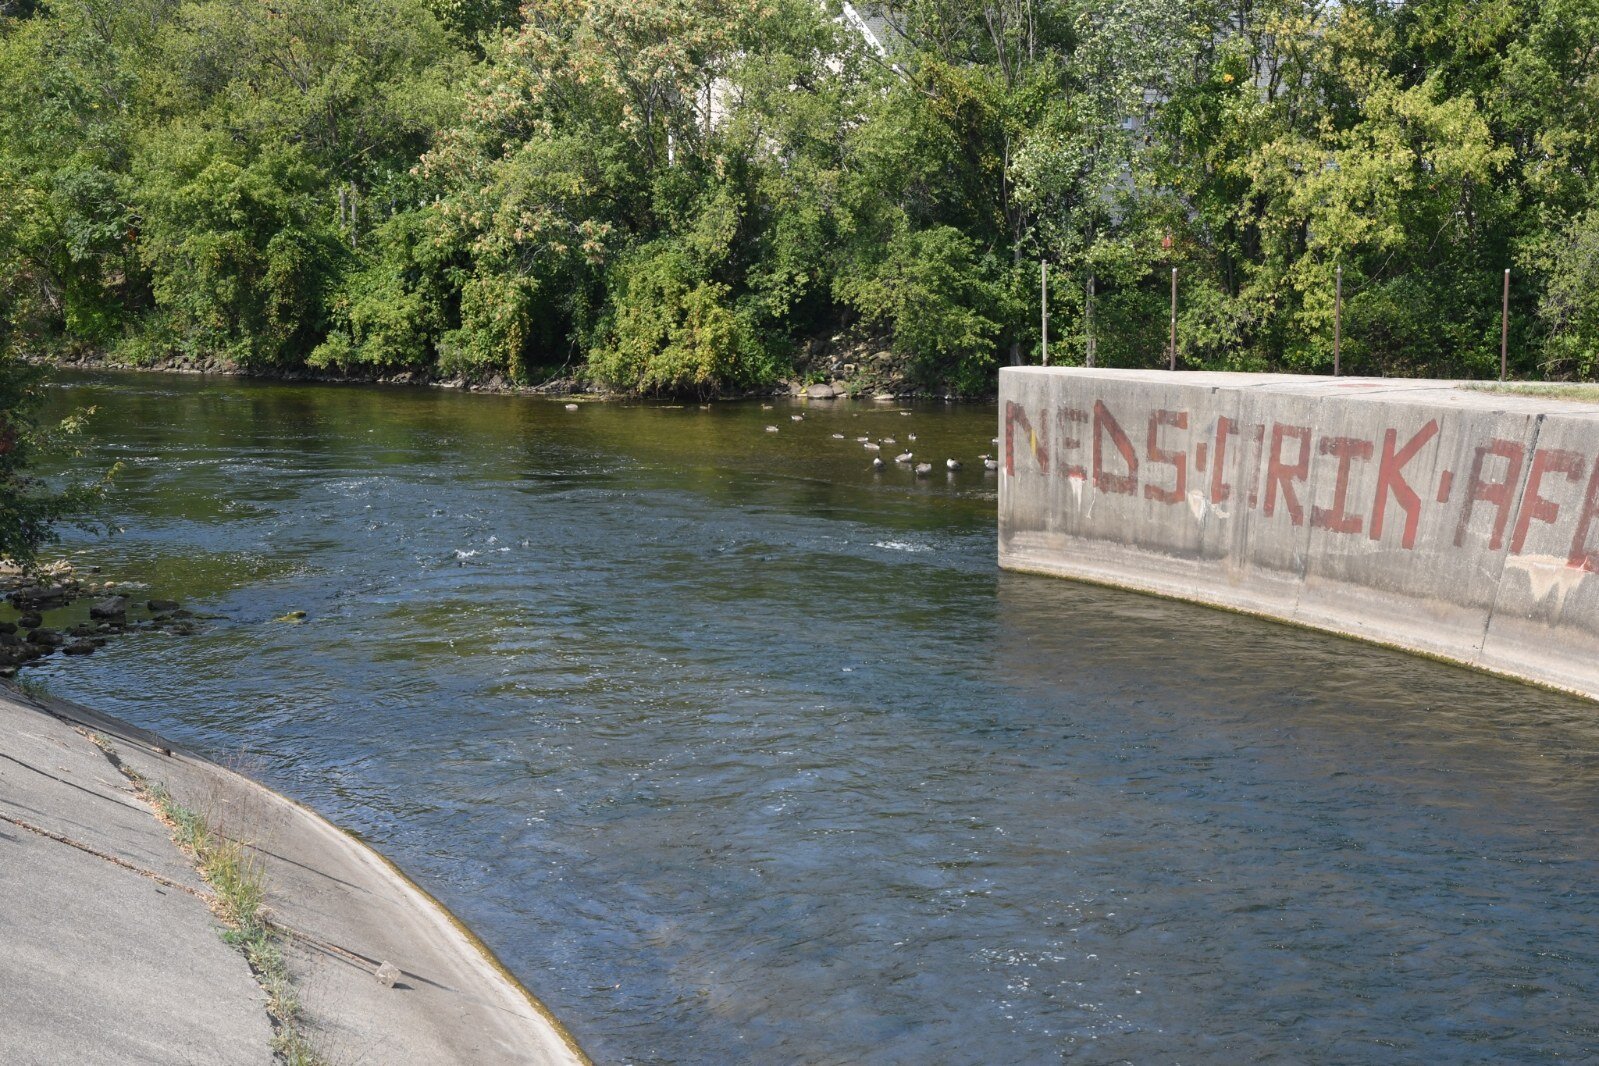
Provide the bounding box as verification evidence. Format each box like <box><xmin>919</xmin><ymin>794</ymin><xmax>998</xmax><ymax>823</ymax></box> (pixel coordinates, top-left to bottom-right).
<box><xmin>28</xmin><ymin>372</ymin><xmax>1599</xmax><ymax>1064</ymax></box>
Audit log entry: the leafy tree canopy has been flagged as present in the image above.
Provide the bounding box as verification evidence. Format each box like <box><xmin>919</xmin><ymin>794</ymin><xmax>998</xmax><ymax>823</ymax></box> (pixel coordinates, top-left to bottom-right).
<box><xmin>3</xmin><ymin>0</ymin><xmax>1598</xmax><ymax>393</ymax></box>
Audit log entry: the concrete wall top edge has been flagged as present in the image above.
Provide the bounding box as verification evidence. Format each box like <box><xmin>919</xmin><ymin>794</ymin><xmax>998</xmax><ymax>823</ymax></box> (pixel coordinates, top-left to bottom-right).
<box><xmin>997</xmin><ymin>367</ymin><xmax>1599</xmax><ymax>418</ymax></box>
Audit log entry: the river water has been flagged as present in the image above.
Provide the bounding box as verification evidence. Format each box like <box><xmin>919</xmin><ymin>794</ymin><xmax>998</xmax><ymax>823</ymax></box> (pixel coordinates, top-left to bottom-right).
<box><xmin>22</xmin><ymin>371</ymin><xmax>1599</xmax><ymax>1064</ymax></box>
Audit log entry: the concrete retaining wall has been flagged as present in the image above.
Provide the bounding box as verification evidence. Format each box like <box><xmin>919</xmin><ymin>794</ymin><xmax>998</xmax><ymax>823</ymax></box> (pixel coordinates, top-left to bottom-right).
<box><xmin>997</xmin><ymin>368</ymin><xmax>1599</xmax><ymax>700</ymax></box>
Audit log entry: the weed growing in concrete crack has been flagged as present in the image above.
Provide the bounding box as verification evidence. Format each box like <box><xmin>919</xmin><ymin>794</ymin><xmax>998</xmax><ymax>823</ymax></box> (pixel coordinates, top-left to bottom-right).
<box><xmin>1463</xmin><ymin>382</ymin><xmax>1599</xmax><ymax>404</ymax></box>
<box><xmin>15</xmin><ymin>675</ymin><xmax>53</xmax><ymax>700</ymax></box>
<box><xmin>140</xmin><ymin>780</ymin><xmax>327</xmax><ymax>1066</ymax></box>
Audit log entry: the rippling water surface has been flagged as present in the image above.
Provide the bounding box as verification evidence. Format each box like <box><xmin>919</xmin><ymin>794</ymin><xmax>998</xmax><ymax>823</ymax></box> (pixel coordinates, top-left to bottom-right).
<box><xmin>23</xmin><ymin>372</ymin><xmax>1599</xmax><ymax>1063</ymax></box>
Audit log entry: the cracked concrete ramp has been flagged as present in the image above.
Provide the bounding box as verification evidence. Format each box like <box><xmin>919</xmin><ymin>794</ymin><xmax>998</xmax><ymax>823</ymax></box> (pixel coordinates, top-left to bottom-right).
<box><xmin>0</xmin><ymin>686</ymin><xmax>587</xmax><ymax>1065</ymax></box>
<box><xmin>0</xmin><ymin>690</ymin><xmax>273</xmax><ymax>1065</ymax></box>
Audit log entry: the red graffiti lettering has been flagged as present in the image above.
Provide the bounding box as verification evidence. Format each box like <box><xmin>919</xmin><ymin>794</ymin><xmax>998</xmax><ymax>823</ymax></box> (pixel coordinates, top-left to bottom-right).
<box><xmin>1246</xmin><ymin>424</ymin><xmax>1266</xmax><ymax>509</ymax></box>
<box><xmin>1568</xmin><ymin>459</ymin><xmax>1599</xmax><ymax>571</ymax></box>
<box><xmin>1264</xmin><ymin>424</ymin><xmax>1312</xmax><ymax>526</ymax></box>
<box><xmin>1454</xmin><ymin>439</ymin><xmax>1525</xmax><ymax>550</ymax></box>
<box><xmin>1058</xmin><ymin>407</ymin><xmax>1089</xmax><ymax>480</ymax></box>
<box><xmin>1144</xmin><ymin>410</ymin><xmax>1189</xmax><ymax>504</ymax></box>
<box><xmin>1370</xmin><ymin>420</ymin><xmax>1439</xmax><ymax>549</ymax></box>
<box><xmin>1510</xmin><ymin>449</ymin><xmax>1586</xmax><ymax>555</ymax></box>
<box><xmin>1004</xmin><ymin>401</ymin><xmax>1048</xmax><ymax>478</ymax></box>
<box><xmin>1093</xmin><ymin>400</ymin><xmax>1138</xmax><ymax>495</ymax></box>
<box><xmin>1210</xmin><ymin>417</ymin><xmax>1237</xmax><ymax>505</ymax></box>
<box><xmin>1312</xmin><ymin>436</ymin><xmax>1374</xmax><ymax>534</ymax></box>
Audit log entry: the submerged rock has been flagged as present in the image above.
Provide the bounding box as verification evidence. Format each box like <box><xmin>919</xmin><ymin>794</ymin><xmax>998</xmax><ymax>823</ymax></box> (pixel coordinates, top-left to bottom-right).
<box><xmin>9</xmin><ymin>583</ymin><xmax>75</xmax><ymax>610</ymax></box>
<box><xmin>89</xmin><ymin>595</ymin><xmax>129</xmax><ymax>620</ymax></box>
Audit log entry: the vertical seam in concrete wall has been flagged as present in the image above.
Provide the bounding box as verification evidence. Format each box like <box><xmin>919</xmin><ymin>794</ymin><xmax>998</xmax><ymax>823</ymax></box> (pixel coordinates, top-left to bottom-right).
<box><xmin>1476</xmin><ymin>412</ymin><xmax>1546</xmax><ymax>665</ymax></box>
<box><xmin>1286</xmin><ymin>386</ymin><xmax>1321</xmax><ymax>620</ymax></box>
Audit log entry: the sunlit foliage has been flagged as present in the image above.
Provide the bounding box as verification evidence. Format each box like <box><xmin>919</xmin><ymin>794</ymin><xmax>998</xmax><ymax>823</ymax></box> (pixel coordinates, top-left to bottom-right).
<box><xmin>3</xmin><ymin>0</ymin><xmax>1598</xmax><ymax>392</ymax></box>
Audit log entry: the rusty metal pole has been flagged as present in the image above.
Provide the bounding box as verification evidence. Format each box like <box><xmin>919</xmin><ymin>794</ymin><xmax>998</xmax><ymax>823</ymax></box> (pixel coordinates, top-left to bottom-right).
<box><xmin>1086</xmin><ymin>273</ymin><xmax>1096</xmax><ymax>368</ymax></box>
<box><xmin>1501</xmin><ymin>268</ymin><xmax>1510</xmax><ymax>382</ymax></box>
<box><xmin>1041</xmin><ymin>261</ymin><xmax>1049</xmax><ymax>366</ymax></box>
<box><xmin>1169</xmin><ymin>267</ymin><xmax>1178</xmax><ymax>371</ymax></box>
<box><xmin>1334</xmin><ymin>263</ymin><xmax>1342</xmax><ymax>377</ymax></box>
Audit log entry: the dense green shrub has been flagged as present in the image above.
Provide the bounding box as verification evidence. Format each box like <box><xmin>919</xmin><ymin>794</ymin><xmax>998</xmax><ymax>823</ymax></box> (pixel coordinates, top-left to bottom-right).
<box><xmin>4</xmin><ymin>0</ymin><xmax>1599</xmax><ymax>391</ymax></box>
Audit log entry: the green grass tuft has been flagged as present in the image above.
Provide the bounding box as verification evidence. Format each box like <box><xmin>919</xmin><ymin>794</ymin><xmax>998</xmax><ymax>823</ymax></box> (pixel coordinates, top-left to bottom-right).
<box><xmin>141</xmin><ymin>781</ymin><xmax>327</xmax><ymax>1066</ymax></box>
<box><xmin>1462</xmin><ymin>382</ymin><xmax>1599</xmax><ymax>404</ymax></box>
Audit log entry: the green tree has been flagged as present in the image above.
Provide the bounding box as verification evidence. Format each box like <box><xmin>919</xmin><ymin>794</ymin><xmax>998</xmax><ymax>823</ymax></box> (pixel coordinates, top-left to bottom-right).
<box><xmin>0</xmin><ymin>354</ymin><xmax>110</xmax><ymax>568</ymax></box>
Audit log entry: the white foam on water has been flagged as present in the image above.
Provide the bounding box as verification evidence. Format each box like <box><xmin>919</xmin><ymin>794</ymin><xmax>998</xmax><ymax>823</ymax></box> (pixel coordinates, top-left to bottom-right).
<box><xmin>873</xmin><ymin>540</ymin><xmax>931</xmax><ymax>553</ymax></box>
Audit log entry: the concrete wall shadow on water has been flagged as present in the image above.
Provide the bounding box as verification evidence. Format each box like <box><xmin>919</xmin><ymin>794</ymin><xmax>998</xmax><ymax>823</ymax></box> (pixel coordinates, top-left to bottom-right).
<box><xmin>997</xmin><ymin>367</ymin><xmax>1599</xmax><ymax>701</ymax></box>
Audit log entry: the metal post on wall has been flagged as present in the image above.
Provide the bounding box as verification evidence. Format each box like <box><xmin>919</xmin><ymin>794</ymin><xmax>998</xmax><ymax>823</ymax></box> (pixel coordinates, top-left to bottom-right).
<box><xmin>1086</xmin><ymin>273</ymin><xmax>1097</xmax><ymax>368</ymax></box>
<box><xmin>1501</xmin><ymin>268</ymin><xmax>1510</xmax><ymax>382</ymax></box>
<box><xmin>1168</xmin><ymin>267</ymin><xmax>1178</xmax><ymax>371</ymax></box>
<box><xmin>1041</xmin><ymin>261</ymin><xmax>1049</xmax><ymax>366</ymax></box>
<box><xmin>1334</xmin><ymin>263</ymin><xmax>1342</xmax><ymax>377</ymax></box>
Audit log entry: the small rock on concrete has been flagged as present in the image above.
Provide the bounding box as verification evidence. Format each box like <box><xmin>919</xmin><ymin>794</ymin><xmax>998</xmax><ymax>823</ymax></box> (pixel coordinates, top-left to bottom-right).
<box><xmin>375</xmin><ymin>962</ymin><xmax>402</xmax><ymax>988</ymax></box>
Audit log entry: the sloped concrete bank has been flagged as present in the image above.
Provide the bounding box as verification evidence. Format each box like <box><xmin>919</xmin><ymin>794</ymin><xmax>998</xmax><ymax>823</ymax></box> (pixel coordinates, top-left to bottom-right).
<box><xmin>0</xmin><ymin>684</ymin><xmax>588</xmax><ymax>1065</ymax></box>
<box><xmin>998</xmin><ymin>368</ymin><xmax>1599</xmax><ymax>701</ymax></box>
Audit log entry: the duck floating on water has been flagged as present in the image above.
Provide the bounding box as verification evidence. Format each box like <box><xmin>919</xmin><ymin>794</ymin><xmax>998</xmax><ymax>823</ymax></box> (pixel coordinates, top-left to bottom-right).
<box><xmin>946</xmin><ymin>458</ymin><xmax>962</xmax><ymax>471</ymax></box>
<box><xmin>895</xmin><ymin>452</ymin><xmax>914</xmax><ymax>464</ymax></box>
<box><xmin>914</xmin><ymin>462</ymin><xmax>933</xmax><ymax>476</ymax></box>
